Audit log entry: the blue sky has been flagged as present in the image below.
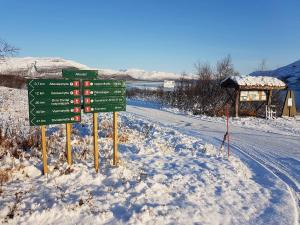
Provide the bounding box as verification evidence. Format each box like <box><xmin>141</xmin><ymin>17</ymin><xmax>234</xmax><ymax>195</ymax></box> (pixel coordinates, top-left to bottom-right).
<box><xmin>1</xmin><ymin>0</ymin><xmax>299</xmax><ymax>74</ymax></box>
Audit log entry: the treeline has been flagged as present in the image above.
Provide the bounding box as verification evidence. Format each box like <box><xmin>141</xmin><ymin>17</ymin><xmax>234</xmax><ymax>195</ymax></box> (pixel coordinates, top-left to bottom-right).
<box><xmin>165</xmin><ymin>55</ymin><xmax>239</xmax><ymax>116</ymax></box>
<box><xmin>128</xmin><ymin>55</ymin><xmax>239</xmax><ymax>116</ymax></box>
<box><xmin>127</xmin><ymin>55</ymin><xmax>284</xmax><ymax>117</ymax></box>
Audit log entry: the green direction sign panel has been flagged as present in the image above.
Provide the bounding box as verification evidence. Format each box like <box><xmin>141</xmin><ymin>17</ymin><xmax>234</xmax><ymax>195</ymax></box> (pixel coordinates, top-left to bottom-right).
<box><xmin>30</xmin><ymin>114</ymin><xmax>81</xmax><ymax>126</ymax></box>
<box><xmin>62</xmin><ymin>69</ymin><xmax>98</xmax><ymax>79</ymax></box>
<box><xmin>27</xmin><ymin>79</ymin><xmax>80</xmax><ymax>88</ymax></box>
<box><xmin>82</xmin><ymin>79</ymin><xmax>126</xmax><ymax>113</ymax></box>
<box><xmin>83</xmin><ymin>80</ymin><xmax>125</xmax><ymax>88</ymax></box>
<box><xmin>30</xmin><ymin>96</ymin><xmax>81</xmax><ymax>107</ymax></box>
<box><xmin>83</xmin><ymin>88</ymin><xmax>126</xmax><ymax>97</ymax></box>
<box><xmin>28</xmin><ymin>79</ymin><xmax>81</xmax><ymax>126</ymax></box>
<box><xmin>30</xmin><ymin>106</ymin><xmax>81</xmax><ymax>116</ymax></box>
<box><xmin>84</xmin><ymin>96</ymin><xmax>125</xmax><ymax>105</ymax></box>
<box><xmin>84</xmin><ymin>105</ymin><xmax>126</xmax><ymax>113</ymax></box>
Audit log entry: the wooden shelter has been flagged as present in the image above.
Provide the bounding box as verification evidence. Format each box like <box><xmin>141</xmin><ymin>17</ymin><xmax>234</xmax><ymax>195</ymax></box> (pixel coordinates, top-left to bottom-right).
<box><xmin>221</xmin><ymin>75</ymin><xmax>287</xmax><ymax>117</ymax></box>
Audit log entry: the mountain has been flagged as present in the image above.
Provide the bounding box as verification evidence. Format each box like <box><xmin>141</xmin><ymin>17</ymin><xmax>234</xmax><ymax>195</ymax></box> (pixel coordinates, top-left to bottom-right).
<box><xmin>0</xmin><ymin>57</ymin><xmax>188</xmax><ymax>81</ymax></box>
<box><xmin>250</xmin><ymin>60</ymin><xmax>300</xmax><ymax>110</ymax></box>
<box><xmin>0</xmin><ymin>57</ymin><xmax>89</xmax><ymax>77</ymax></box>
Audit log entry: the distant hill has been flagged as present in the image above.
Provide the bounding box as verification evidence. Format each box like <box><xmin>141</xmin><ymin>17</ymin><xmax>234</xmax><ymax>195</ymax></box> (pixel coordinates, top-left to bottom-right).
<box><xmin>250</xmin><ymin>60</ymin><xmax>300</xmax><ymax>110</ymax></box>
<box><xmin>0</xmin><ymin>57</ymin><xmax>189</xmax><ymax>82</ymax></box>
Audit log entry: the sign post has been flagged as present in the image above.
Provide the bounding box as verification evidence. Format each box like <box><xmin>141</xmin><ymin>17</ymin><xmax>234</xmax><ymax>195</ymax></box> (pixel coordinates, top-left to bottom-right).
<box><xmin>66</xmin><ymin>123</ymin><xmax>72</xmax><ymax>165</ymax></box>
<box><xmin>93</xmin><ymin>113</ymin><xmax>99</xmax><ymax>172</ymax></box>
<box><xmin>113</xmin><ymin>112</ymin><xmax>118</xmax><ymax>166</ymax></box>
<box><xmin>41</xmin><ymin>125</ymin><xmax>48</xmax><ymax>174</ymax></box>
<box><xmin>28</xmin><ymin>79</ymin><xmax>81</xmax><ymax>174</ymax></box>
<box><xmin>27</xmin><ymin>75</ymin><xmax>127</xmax><ymax>174</ymax></box>
<box><xmin>82</xmin><ymin>79</ymin><xmax>126</xmax><ymax>168</ymax></box>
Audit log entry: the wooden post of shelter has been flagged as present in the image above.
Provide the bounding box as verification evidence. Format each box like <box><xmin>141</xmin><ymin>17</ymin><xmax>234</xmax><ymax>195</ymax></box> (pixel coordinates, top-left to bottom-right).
<box><xmin>268</xmin><ymin>90</ymin><xmax>273</xmax><ymax>106</ymax></box>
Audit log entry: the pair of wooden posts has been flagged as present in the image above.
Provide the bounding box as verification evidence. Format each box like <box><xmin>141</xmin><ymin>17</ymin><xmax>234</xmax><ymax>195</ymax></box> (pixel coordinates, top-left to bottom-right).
<box><xmin>41</xmin><ymin>112</ymin><xmax>119</xmax><ymax>175</ymax></box>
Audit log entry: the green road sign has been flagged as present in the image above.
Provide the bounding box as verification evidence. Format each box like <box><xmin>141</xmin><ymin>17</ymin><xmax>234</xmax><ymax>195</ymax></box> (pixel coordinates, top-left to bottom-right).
<box><xmin>62</xmin><ymin>70</ymin><xmax>98</xmax><ymax>79</ymax></box>
<box><xmin>29</xmin><ymin>89</ymin><xmax>81</xmax><ymax>98</ymax></box>
<box><xmin>28</xmin><ymin>79</ymin><xmax>82</xmax><ymax>126</ymax></box>
<box><xmin>83</xmin><ymin>96</ymin><xmax>126</xmax><ymax>105</ymax></box>
<box><xmin>29</xmin><ymin>96</ymin><xmax>81</xmax><ymax>107</ymax></box>
<box><xmin>29</xmin><ymin>114</ymin><xmax>81</xmax><ymax>126</ymax></box>
<box><xmin>83</xmin><ymin>88</ymin><xmax>126</xmax><ymax>97</ymax></box>
<box><xmin>28</xmin><ymin>79</ymin><xmax>81</xmax><ymax>88</ymax></box>
<box><xmin>29</xmin><ymin>106</ymin><xmax>81</xmax><ymax>116</ymax></box>
<box><xmin>84</xmin><ymin>104</ymin><xmax>126</xmax><ymax>113</ymax></box>
<box><xmin>82</xmin><ymin>79</ymin><xmax>127</xmax><ymax>113</ymax></box>
<box><xmin>82</xmin><ymin>80</ymin><xmax>125</xmax><ymax>88</ymax></box>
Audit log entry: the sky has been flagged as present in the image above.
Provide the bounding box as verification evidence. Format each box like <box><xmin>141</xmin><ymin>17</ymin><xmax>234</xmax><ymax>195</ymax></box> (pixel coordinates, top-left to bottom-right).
<box><xmin>1</xmin><ymin>0</ymin><xmax>300</xmax><ymax>75</ymax></box>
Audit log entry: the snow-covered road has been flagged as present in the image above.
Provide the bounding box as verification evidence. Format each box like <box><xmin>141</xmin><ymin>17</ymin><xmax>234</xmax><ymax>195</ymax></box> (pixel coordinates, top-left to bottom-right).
<box><xmin>127</xmin><ymin>100</ymin><xmax>300</xmax><ymax>224</ymax></box>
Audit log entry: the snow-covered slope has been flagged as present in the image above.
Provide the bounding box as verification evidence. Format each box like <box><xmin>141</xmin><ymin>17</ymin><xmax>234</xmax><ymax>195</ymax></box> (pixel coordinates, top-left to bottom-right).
<box><xmin>0</xmin><ymin>57</ymin><xmax>189</xmax><ymax>81</ymax></box>
<box><xmin>98</xmin><ymin>68</ymin><xmax>184</xmax><ymax>81</ymax></box>
<box><xmin>250</xmin><ymin>60</ymin><xmax>300</xmax><ymax>109</ymax></box>
<box><xmin>0</xmin><ymin>57</ymin><xmax>90</xmax><ymax>77</ymax></box>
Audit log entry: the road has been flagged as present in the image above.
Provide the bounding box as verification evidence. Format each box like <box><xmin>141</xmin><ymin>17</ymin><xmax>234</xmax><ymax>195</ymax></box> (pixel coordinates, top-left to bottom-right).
<box><xmin>127</xmin><ymin>100</ymin><xmax>300</xmax><ymax>224</ymax></box>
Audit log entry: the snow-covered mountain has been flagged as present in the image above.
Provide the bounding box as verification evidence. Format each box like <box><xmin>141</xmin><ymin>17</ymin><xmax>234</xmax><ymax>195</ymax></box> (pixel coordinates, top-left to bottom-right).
<box><xmin>0</xmin><ymin>57</ymin><xmax>90</xmax><ymax>77</ymax></box>
<box><xmin>0</xmin><ymin>57</ymin><xmax>186</xmax><ymax>81</ymax></box>
<box><xmin>250</xmin><ymin>60</ymin><xmax>300</xmax><ymax>109</ymax></box>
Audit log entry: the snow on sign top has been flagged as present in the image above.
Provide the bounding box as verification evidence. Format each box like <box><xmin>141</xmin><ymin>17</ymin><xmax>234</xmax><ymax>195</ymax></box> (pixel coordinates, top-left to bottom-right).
<box><xmin>222</xmin><ymin>75</ymin><xmax>286</xmax><ymax>89</ymax></box>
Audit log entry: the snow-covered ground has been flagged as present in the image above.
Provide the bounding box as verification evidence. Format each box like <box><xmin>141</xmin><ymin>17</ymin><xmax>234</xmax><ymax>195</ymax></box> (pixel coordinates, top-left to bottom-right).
<box><xmin>0</xmin><ymin>87</ymin><xmax>299</xmax><ymax>224</ymax></box>
<box><xmin>129</xmin><ymin>99</ymin><xmax>300</xmax><ymax>224</ymax></box>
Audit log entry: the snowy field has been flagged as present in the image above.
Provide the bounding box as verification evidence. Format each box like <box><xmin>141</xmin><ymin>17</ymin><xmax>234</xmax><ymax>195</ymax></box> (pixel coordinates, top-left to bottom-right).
<box><xmin>0</xmin><ymin>87</ymin><xmax>299</xmax><ymax>224</ymax></box>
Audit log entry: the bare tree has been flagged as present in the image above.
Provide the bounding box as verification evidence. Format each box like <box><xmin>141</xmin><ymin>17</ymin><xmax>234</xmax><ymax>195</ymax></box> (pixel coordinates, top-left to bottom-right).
<box><xmin>0</xmin><ymin>39</ymin><xmax>19</xmax><ymax>58</ymax></box>
<box><xmin>257</xmin><ymin>58</ymin><xmax>267</xmax><ymax>71</ymax></box>
<box><xmin>216</xmin><ymin>55</ymin><xmax>239</xmax><ymax>80</ymax></box>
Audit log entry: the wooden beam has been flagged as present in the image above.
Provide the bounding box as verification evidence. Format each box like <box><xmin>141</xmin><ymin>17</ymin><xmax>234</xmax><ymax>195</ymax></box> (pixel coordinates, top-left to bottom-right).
<box><xmin>268</xmin><ymin>90</ymin><xmax>273</xmax><ymax>106</ymax></box>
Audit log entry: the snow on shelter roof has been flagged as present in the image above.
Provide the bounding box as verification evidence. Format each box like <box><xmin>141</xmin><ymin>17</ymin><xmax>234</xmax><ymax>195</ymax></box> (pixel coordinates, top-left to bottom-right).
<box><xmin>221</xmin><ymin>75</ymin><xmax>287</xmax><ymax>90</ymax></box>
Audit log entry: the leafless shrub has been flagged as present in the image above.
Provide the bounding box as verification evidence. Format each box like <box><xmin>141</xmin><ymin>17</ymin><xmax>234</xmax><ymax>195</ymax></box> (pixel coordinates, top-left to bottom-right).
<box><xmin>0</xmin><ymin>39</ymin><xmax>19</xmax><ymax>58</ymax></box>
<box><xmin>166</xmin><ymin>55</ymin><xmax>239</xmax><ymax>116</ymax></box>
<box><xmin>5</xmin><ymin>191</ymin><xmax>23</xmax><ymax>220</ymax></box>
<box><xmin>0</xmin><ymin>169</ymin><xmax>10</xmax><ymax>186</ymax></box>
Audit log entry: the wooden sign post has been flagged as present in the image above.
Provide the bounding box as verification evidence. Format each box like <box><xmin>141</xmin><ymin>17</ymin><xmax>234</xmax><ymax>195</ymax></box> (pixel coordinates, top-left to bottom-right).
<box><xmin>93</xmin><ymin>113</ymin><xmax>99</xmax><ymax>172</ymax></box>
<box><xmin>27</xmin><ymin>79</ymin><xmax>82</xmax><ymax>175</ymax></box>
<box><xmin>113</xmin><ymin>112</ymin><xmax>118</xmax><ymax>166</ymax></box>
<box><xmin>28</xmin><ymin>75</ymin><xmax>127</xmax><ymax>175</ymax></box>
<box><xmin>82</xmin><ymin>80</ymin><xmax>126</xmax><ymax>169</ymax></box>
<box><xmin>41</xmin><ymin>125</ymin><xmax>48</xmax><ymax>175</ymax></box>
<box><xmin>66</xmin><ymin>123</ymin><xmax>72</xmax><ymax>165</ymax></box>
